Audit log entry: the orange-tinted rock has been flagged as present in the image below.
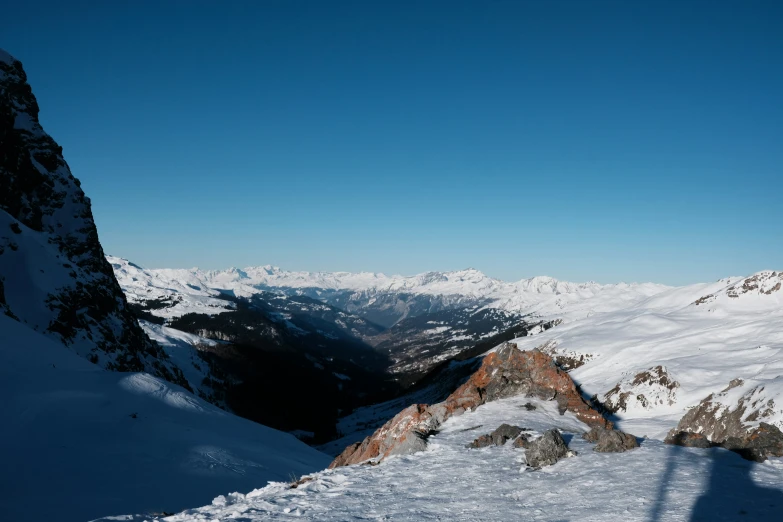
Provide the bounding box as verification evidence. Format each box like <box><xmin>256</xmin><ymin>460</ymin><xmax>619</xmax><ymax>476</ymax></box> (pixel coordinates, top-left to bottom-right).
<box><xmin>330</xmin><ymin>343</ymin><xmax>611</xmax><ymax>467</ymax></box>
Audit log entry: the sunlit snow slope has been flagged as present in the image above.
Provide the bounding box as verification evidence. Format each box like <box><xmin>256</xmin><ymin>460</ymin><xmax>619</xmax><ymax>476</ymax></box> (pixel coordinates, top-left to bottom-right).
<box><xmin>505</xmin><ymin>271</ymin><xmax>783</xmax><ymax>439</ymax></box>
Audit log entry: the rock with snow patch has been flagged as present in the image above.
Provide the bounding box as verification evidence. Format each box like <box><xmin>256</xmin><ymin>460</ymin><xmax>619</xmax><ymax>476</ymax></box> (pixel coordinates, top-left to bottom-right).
<box><xmin>603</xmin><ymin>365</ymin><xmax>679</xmax><ymax>414</ymax></box>
<box><xmin>583</xmin><ymin>427</ymin><xmax>639</xmax><ymax>452</ymax></box>
<box><xmin>664</xmin><ymin>377</ymin><xmax>783</xmax><ymax>461</ymax></box>
<box><xmin>466</xmin><ymin>423</ymin><xmax>523</xmax><ymax>448</ymax></box>
<box><xmin>330</xmin><ymin>342</ymin><xmax>610</xmax><ymax>467</ymax></box>
<box><xmin>525</xmin><ymin>429</ymin><xmax>570</xmax><ymax>467</ymax></box>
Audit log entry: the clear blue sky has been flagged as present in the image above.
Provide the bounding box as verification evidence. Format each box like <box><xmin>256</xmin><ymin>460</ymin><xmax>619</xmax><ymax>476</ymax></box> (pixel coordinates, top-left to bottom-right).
<box><xmin>3</xmin><ymin>1</ymin><xmax>781</xmax><ymax>285</ymax></box>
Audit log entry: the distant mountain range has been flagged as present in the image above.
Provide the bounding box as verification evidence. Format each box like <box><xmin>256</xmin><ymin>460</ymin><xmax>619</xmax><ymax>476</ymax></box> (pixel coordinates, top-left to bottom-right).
<box><xmin>110</xmin><ymin>258</ymin><xmax>669</xmax><ymax>325</ymax></box>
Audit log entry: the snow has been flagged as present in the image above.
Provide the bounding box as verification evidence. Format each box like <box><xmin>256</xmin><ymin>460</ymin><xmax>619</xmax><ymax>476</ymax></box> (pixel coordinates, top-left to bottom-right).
<box><xmin>109</xmin><ymin>395</ymin><xmax>783</xmax><ymax>521</ymax></box>
<box><xmin>108</xmin><ymin>256</ymin><xmax>670</xmax><ymax>321</ymax></box>
<box><xmin>500</xmin><ymin>271</ymin><xmax>783</xmax><ymax>438</ymax></box>
<box><xmin>136</xmin><ymin>320</ymin><xmax>231</xmax><ymax>405</ymax></box>
<box><xmin>0</xmin><ymin>314</ymin><xmax>330</xmax><ymax>522</ymax></box>
<box><xmin>108</xmin><ymin>256</ymin><xmax>237</xmax><ymax>318</ymax></box>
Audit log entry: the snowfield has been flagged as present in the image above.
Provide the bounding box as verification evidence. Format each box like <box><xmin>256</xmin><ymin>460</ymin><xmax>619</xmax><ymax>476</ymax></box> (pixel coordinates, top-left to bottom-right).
<box><xmin>504</xmin><ymin>271</ymin><xmax>783</xmax><ymax>439</ymax></box>
<box><xmin>0</xmin><ymin>315</ymin><xmax>330</xmax><ymax>522</ymax></box>
<box><xmin>99</xmin><ymin>396</ymin><xmax>783</xmax><ymax>521</ymax></box>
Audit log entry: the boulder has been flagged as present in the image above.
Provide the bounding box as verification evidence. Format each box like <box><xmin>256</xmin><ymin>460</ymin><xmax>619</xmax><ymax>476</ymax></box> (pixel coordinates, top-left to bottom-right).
<box><xmin>525</xmin><ymin>429</ymin><xmax>570</xmax><ymax>467</ymax></box>
<box><xmin>665</xmin><ymin>431</ymin><xmax>712</xmax><ymax>449</ymax></box>
<box><xmin>330</xmin><ymin>343</ymin><xmax>611</xmax><ymax>468</ymax></box>
<box><xmin>583</xmin><ymin>427</ymin><xmax>639</xmax><ymax>452</ymax></box>
<box><xmin>466</xmin><ymin>423</ymin><xmax>523</xmax><ymax>448</ymax></box>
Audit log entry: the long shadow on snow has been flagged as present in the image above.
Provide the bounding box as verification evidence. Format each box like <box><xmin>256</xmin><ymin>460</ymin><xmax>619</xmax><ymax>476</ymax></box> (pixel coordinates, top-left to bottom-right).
<box><xmin>689</xmin><ymin>448</ymin><xmax>783</xmax><ymax>521</ymax></box>
<box><xmin>649</xmin><ymin>442</ymin><xmax>783</xmax><ymax>522</ymax></box>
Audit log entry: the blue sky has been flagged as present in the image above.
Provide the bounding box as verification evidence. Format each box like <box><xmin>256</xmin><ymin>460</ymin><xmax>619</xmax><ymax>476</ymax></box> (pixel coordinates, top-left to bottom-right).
<box><xmin>3</xmin><ymin>1</ymin><xmax>782</xmax><ymax>285</ymax></box>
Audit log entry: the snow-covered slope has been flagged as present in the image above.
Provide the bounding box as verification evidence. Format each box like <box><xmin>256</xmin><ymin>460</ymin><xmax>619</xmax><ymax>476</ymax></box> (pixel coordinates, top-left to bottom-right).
<box><xmin>100</xmin><ymin>394</ymin><xmax>783</xmax><ymax>521</ymax></box>
<box><xmin>109</xmin><ymin>256</ymin><xmax>238</xmax><ymax>318</ymax></box>
<box><xmin>0</xmin><ymin>314</ymin><xmax>330</xmax><ymax>522</ymax></box>
<box><xmin>503</xmin><ymin>271</ymin><xmax>783</xmax><ymax>439</ymax></box>
<box><xmin>98</xmin><ymin>271</ymin><xmax>783</xmax><ymax>522</ymax></box>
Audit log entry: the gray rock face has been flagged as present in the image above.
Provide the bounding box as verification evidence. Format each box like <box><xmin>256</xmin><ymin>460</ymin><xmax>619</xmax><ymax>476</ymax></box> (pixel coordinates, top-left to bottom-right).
<box><xmin>0</xmin><ymin>49</ymin><xmax>187</xmax><ymax>387</ymax></box>
<box><xmin>466</xmin><ymin>423</ymin><xmax>523</xmax><ymax>448</ymax></box>
<box><xmin>664</xmin><ymin>379</ymin><xmax>783</xmax><ymax>462</ymax></box>
<box><xmin>525</xmin><ymin>429</ymin><xmax>570</xmax><ymax>467</ymax></box>
<box><xmin>583</xmin><ymin>427</ymin><xmax>639</xmax><ymax>452</ymax></box>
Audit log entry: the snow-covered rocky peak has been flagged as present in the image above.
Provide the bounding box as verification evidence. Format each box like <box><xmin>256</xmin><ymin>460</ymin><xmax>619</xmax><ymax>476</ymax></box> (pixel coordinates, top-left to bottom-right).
<box><xmin>0</xmin><ymin>50</ymin><xmax>185</xmax><ymax>384</ymax></box>
<box><xmin>109</xmin><ymin>256</ymin><xmax>239</xmax><ymax>318</ymax></box>
<box><xmin>691</xmin><ymin>270</ymin><xmax>782</xmax><ymax>311</ymax></box>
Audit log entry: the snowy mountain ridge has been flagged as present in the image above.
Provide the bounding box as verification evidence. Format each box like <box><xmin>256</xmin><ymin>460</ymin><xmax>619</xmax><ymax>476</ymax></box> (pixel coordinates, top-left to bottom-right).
<box><xmin>109</xmin><ymin>255</ymin><xmax>669</xmax><ymax>322</ymax></box>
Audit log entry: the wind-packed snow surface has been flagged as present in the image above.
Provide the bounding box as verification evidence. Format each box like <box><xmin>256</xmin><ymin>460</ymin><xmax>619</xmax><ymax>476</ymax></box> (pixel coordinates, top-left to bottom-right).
<box><xmin>98</xmin><ymin>396</ymin><xmax>783</xmax><ymax>521</ymax></box>
<box><xmin>0</xmin><ymin>314</ymin><xmax>330</xmax><ymax>522</ymax></box>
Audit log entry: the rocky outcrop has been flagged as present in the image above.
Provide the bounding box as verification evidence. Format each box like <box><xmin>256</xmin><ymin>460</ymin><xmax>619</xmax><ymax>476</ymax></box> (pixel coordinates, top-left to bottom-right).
<box><xmin>725</xmin><ymin>271</ymin><xmax>782</xmax><ymax>298</ymax></box>
<box><xmin>604</xmin><ymin>365</ymin><xmax>679</xmax><ymax>413</ymax></box>
<box><xmin>466</xmin><ymin>423</ymin><xmax>524</xmax><ymax>448</ymax></box>
<box><xmin>583</xmin><ymin>427</ymin><xmax>639</xmax><ymax>452</ymax></box>
<box><xmin>664</xmin><ymin>378</ymin><xmax>783</xmax><ymax>462</ymax></box>
<box><xmin>525</xmin><ymin>429</ymin><xmax>571</xmax><ymax>467</ymax></box>
<box><xmin>537</xmin><ymin>339</ymin><xmax>592</xmax><ymax>371</ymax></box>
<box><xmin>330</xmin><ymin>343</ymin><xmax>611</xmax><ymax>467</ymax></box>
<box><xmin>0</xmin><ymin>49</ymin><xmax>186</xmax><ymax>386</ymax></box>
<box><xmin>694</xmin><ymin>271</ymin><xmax>783</xmax><ymax>306</ymax></box>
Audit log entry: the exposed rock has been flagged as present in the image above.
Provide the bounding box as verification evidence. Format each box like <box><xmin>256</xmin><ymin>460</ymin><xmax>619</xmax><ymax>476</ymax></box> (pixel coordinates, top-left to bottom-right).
<box><xmin>330</xmin><ymin>343</ymin><xmax>611</xmax><ymax>467</ymax></box>
<box><xmin>665</xmin><ymin>431</ymin><xmax>713</xmax><ymax>449</ymax></box>
<box><xmin>536</xmin><ymin>339</ymin><xmax>592</xmax><ymax>371</ymax></box>
<box><xmin>467</xmin><ymin>434</ymin><xmax>494</xmax><ymax>449</ymax></box>
<box><xmin>726</xmin><ymin>271</ymin><xmax>782</xmax><ymax>298</ymax></box>
<box><xmin>0</xmin><ymin>50</ymin><xmax>187</xmax><ymax>387</ymax></box>
<box><xmin>583</xmin><ymin>427</ymin><xmax>639</xmax><ymax>452</ymax></box>
<box><xmin>513</xmin><ymin>433</ymin><xmax>531</xmax><ymax>449</ymax></box>
<box><xmin>525</xmin><ymin>429</ymin><xmax>570</xmax><ymax>467</ymax></box>
<box><xmin>665</xmin><ymin>378</ymin><xmax>783</xmax><ymax>461</ymax></box>
<box><xmin>492</xmin><ymin>423</ymin><xmax>524</xmax><ymax>441</ymax></box>
<box><xmin>604</xmin><ymin>365</ymin><xmax>679</xmax><ymax>413</ymax></box>
<box><xmin>522</xmin><ymin>402</ymin><xmax>537</xmax><ymax>411</ymax></box>
<box><xmin>466</xmin><ymin>423</ymin><xmax>523</xmax><ymax>448</ymax></box>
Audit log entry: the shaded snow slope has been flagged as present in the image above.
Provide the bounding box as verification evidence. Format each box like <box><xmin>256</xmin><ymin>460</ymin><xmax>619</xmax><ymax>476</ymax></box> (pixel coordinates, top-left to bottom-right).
<box><xmin>503</xmin><ymin>271</ymin><xmax>783</xmax><ymax>439</ymax></box>
<box><xmin>140</xmin><ymin>320</ymin><xmax>229</xmax><ymax>406</ymax></box>
<box><xmin>0</xmin><ymin>315</ymin><xmax>330</xmax><ymax>522</ymax></box>
<box><xmin>103</xmin><ymin>395</ymin><xmax>783</xmax><ymax>521</ymax></box>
